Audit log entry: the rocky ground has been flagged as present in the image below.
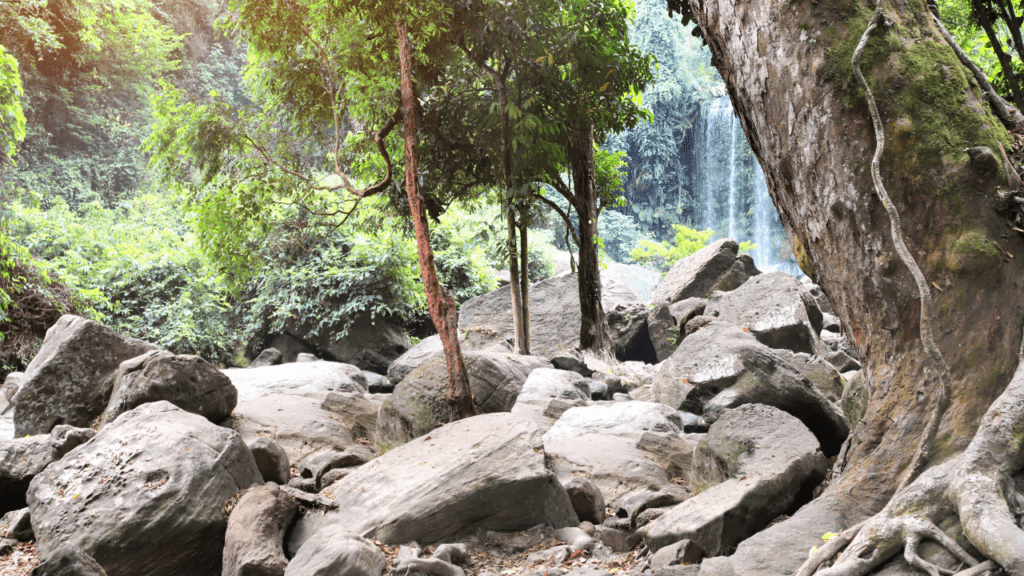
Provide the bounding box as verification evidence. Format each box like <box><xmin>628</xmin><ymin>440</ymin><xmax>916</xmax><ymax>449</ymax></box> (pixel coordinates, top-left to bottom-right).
<box><xmin>0</xmin><ymin>239</ymin><xmax>876</xmax><ymax>576</ymax></box>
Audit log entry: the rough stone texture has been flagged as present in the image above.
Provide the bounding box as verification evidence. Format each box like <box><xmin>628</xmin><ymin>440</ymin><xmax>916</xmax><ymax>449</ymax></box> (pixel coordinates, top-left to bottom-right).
<box><xmin>27</xmin><ymin>402</ymin><xmax>263</xmax><ymax>576</ymax></box>
<box><xmin>683</xmin><ymin>315</ymin><xmax>715</xmax><ymax>337</ymax></box>
<box><xmin>0</xmin><ymin>425</ymin><xmax>96</xmax><ymax>513</ymax></box>
<box><xmin>643</xmin><ymin>405</ymin><xmax>827</xmax><ymax>556</ymax></box>
<box><xmin>703</xmin><ymin>272</ymin><xmax>823</xmax><ymax>354</ymax></box>
<box><xmin>296</xmin><ymin>449</ymin><xmax>367</xmax><ymax>490</ymax></box>
<box><xmin>542</xmin><ymin>402</ymin><xmax>683</xmax><ymax>442</ymax></box>
<box><xmin>100</xmin><ymin>350</ymin><xmax>237</xmax><ymax>426</ymax></box>
<box><xmin>825</xmin><ymin>349</ymin><xmax>861</xmax><ymax>373</ymax></box>
<box><xmin>648</xmin><ymin>303</ymin><xmax>683</xmax><ymax>363</ymax></box>
<box><xmin>710</xmin><ymin>254</ymin><xmax>761</xmax><ymax>294</ymax></box>
<box><xmin>772</xmin><ymin>350</ymin><xmax>845</xmax><ymax>403</ymax></box>
<box><xmin>265</xmin><ymin>312</ymin><xmax>411</xmax><ymax>374</ymax></box>
<box><xmin>31</xmin><ymin>546</ymin><xmax>107</xmax><ymax>576</ymax></box>
<box><xmin>650</xmin><ymin>540</ymin><xmax>705</xmax><ymax>569</ymax></box>
<box><xmin>289</xmin><ymin>413</ymin><xmax>577</xmax><ymax>550</ymax></box>
<box><xmin>2</xmin><ymin>508</ymin><xmax>32</xmax><ymax>541</ymax></box>
<box><xmin>652</xmin><ymin>321</ymin><xmax>848</xmax><ymax>456</ymax></box>
<box><xmin>223</xmin><ymin>483</ymin><xmax>298</xmax><ymax>576</ymax></box>
<box><xmin>223</xmin><ymin>391</ymin><xmax>377</xmax><ymax>464</ymax></box>
<box><xmin>563</xmin><ymin>477</ymin><xmax>606</xmax><ymax>525</ymax></box>
<box><xmin>285</xmin><ymin>526</ymin><xmax>385</xmax><ymax>576</ymax></box>
<box><xmin>606</xmin><ymin>303</ymin><xmax>654</xmax><ymax>362</ymax></box>
<box><xmin>545</xmin><ymin>431</ymin><xmax>697</xmax><ymax>505</ymax></box>
<box><xmin>14</xmin><ymin>315</ymin><xmax>159</xmax><ymax>436</ymax></box>
<box><xmin>249</xmin><ymin>348</ymin><xmax>283</xmax><ymax>369</ymax></box>
<box><xmin>376</xmin><ymin>352</ymin><xmax>549</xmax><ymax>447</ymax></box>
<box><xmin>649</xmin><ymin>239</ymin><xmax>740</xmax><ymax>306</ymax></box>
<box><xmin>387</xmin><ymin>335</ymin><xmax>443</xmax><ymax>386</ymax></box>
<box><xmin>517</xmin><ymin>369</ymin><xmax>591</xmax><ymax>403</ymax></box>
<box><xmin>248</xmin><ymin>438</ymin><xmax>291</xmax><ymax>486</ymax></box>
<box><xmin>3</xmin><ymin>372</ymin><xmax>22</xmax><ymax>404</ymax></box>
<box><xmin>841</xmin><ymin>370</ymin><xmax>870</xmax><ymax>426</ymax></box>
<box><xmin>510</xmin><ymin>398</ymin><xmax>588</xmax><ymax>434</ymax></box>
<box><xmin>459</xmin><ymin>273</ymin><xmax>640</xmax><ymax>360</ymax></box>
<box><xmin>363</xmin><ymin>372</ymin><xmax>391</xmax><ymax>394</ymax></box>
<box><xmin>223</xmin><ymin>361</ymin><xmax>367</xmax><ymax>402</ymax></box>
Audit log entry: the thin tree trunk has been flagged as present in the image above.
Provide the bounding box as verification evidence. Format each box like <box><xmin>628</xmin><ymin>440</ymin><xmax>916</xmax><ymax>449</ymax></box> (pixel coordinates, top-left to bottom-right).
<box><xmin>973</xmin><ymin>0</ymin><xmax>1024</xmax><ymax>111</ymax></box>
<box><xmin>505</xmin><ymin>204</ymin><xmax>527</xmax><ymax>354</ymax></box>
<box><xmin>568</xmin><ymin>114</ymin><xmax>609</xmax><ymax>353</ymax></box>
<box><xmin>396</xmin><ymin>21</ymin><xmax>476</xmax><ymax>420</ymax></box>
<box><xmin>518</xmin><ymin>214</ymin><xmax>530</xmax><ymax>354</ymax></box>
<box><xmin>495</xmin><ymin>75</ymin><xmax>528</xmax><ymax>355</ymax></box>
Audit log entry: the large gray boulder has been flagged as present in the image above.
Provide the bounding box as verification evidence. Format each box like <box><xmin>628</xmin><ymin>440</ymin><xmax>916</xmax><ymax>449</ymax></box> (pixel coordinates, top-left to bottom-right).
<box><xmin>542</xmin><ymin>402</ymin><xmax>683</xmax><ymax>442</ymax></box>
<box><xmin>647</xmin><ymin>298</ymin><xmax>707</xmax><ymax>363</ymax></box>
<box><xmin>100</xmin><ymin>350</ymin><xmax>236</xmax><ymax>426</ymax></box>
<box><xmin>376</xmin><ymin>351</ymin><xmax>549</xmax><ymax>448</ymax></box>
<box><xmin>387</xmin><ymin>335</ymin><xmax>443</xmax><ymax>386</ymax></box>
<box><xmin>27</xmin><ymin>401</ymin><xmax>263</xmax><ymax>576</ymax></box>
<box><xmin>285</xmin><ymin>526</ymin><xmax>385</xmax><ymax>576</ymax></box>
<box><xmin>31</xmin><ymin>546</ymin><xmax>107</xmax><ymax>576</ymax></box>
<box><xmin>223</xmin><ymin>360</ymin><xmax>367</xmax><ymax>401</ymax></box>
<box><xmin>289</xmin><ymin>413</ymin><xmax>577</xmax><ymax>550</ymax></box>
<box><xmin>0</xmin><ymin>425</ymin><xmax>96</xmax><ymax>513</ymax></box>
<box><xmin>704</xmin><ymin>272</ymin><xmax>823</xmax><ymax>355</ymax></box>
<box><xmin>517</xmin><ymin>369</ymin><xmax>591</xmax><ymax>403</ymax></box>
<box><xmin>14</xmin><ymin>315</ymin><xmax>159</xmax><ymax>436</ymax></box>
<box><xmin>649</xmin><ymin>239</ymin><xmax>741</xmax><ymax>306</ymax></box>
<box><xmin>265</xmin><ymin>312</ymin><xmax>411</xmax><ymax>374</ymax></box>
<box><xmin>652</xmin><ymin>321</ymin><xmax>848</xmax><ymax>455</ymax></box>
<box><xmin>772</xmin><ymin>350</ymin><xmax>845</xmax><ymax>403</ymax></box>
<box><xmin>224</xmin><ymin>392</ymin><xmax>377</xmax><ymax>464</ymax></box>
<box><xmin>223</xmin><ymin>483</ymin><xmax>298</xmax><ymax>576</ymax></box>
<box><xmin>459</xmin><ymin>274</ymin><xmax>640</xmax><ymax>360</ymax></box>
<box><xmin>642</xmin><ymin>404</ymin><xmax>827</xmax><ymax>555</ymax></box>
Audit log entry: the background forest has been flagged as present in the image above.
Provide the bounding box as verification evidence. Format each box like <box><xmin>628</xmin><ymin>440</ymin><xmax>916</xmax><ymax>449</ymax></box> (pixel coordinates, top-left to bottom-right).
<box><xmin>0</xmin><ymin>0</ymin><xmax>1016</xmax><ymax>375</ymax></box>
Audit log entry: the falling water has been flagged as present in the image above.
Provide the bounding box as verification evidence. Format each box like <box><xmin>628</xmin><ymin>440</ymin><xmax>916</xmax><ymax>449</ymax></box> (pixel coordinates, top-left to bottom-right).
<box><xmin>698</xmin><ymin>96</ymin><xmax>800</xmax><ymax>275</ymax></box>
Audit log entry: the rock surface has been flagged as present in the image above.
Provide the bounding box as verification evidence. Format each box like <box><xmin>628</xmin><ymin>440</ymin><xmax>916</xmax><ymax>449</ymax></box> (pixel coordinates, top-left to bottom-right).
<box><xmin>643</xmin><ymin>404</ymin><xmax>827</xmax><ymax>556</ymax></box>
<box><xmin>285</xmin><ymin>526</ymin><xmax>385</xmax><ymax>576</ymax></box>
<box><xmin>14</xmin><ymin>315</ymin><xmax>159</xmax><ymax>436</ymax></box>
<box><xmin>223</xmin><ymin>483</ymin><xmax>298</xmax><ymax>576</ymax></box>
<box><xmin>249</xmin><ymin>348</ymin><xmax>283</xmax><ymax>369</ymax></box>
<box><xmin>266</xmin><ymin>312</ymin><xmax>411</xmax><ymax>374</ymax></box>
<box><xmin>704</xmin><ymin>272</ymin><xmax>822</xmax><ymax>354</ymax></box>
<box><xmin>649</xmin><ymin>239</ymin><xmax>740</xmax><ymax>306</ymax></box>
<box><xmin>223</xmin><ymin>360</ymin><xmax>367</xmax><ymax>401</ymax></box>
<box><xmin>248</xmin><ymin>438</ymin><xmax>291</xmax><ymax>486</ymax></box>
<box><xmin>652</xmin><ymin>321</ymin><xmax>848</xmax><ymax>455</ymax></box>
<box><xmin>27</xmin><ymin>401</ymin><xmax>263</xmax><ymax>576</ymax></box>
<box><xmin>542</xmin><ymin>402</ymin><xmax>683</xmax><ymax>442</ymax></box>
<box><xmin>387</xmin><ymin>335</ymin><xmax>444</xmax><ymax>386</ymax></box>
<box><xmin>31</xmin><ymin>546</ymin><xmax>107</xmax><ymax>576</ymax></box>
<box><xmin>0</xmin><ymin>425</ymin><xmax>96</xmax><ymax>513</ymax></box>
<box><xmin>517</xmin><ymin>369</ymin><xmax>591</xmax><ymax>403</ymax></box>
<box><xmin>377</xmin><ymin>352</ymin><xmax>549</xmax><ymax>447</ymax></box>
<box><xmin>100</xmin><ymin>350</ymin><xmax>237</xmax><ymax>426</ymax></box>
<box><xmin>289</xmin><ymin>413</ymin><xmax>577</xmax><ymax>550</ymax></box>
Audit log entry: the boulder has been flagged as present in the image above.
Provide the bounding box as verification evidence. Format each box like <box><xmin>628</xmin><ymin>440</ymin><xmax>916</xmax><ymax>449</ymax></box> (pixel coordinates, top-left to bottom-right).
<box><xmin>248</xmin><ymin>438</ymin><xmax>291</xmax><ymax>485</ymax></box>
<box><xmin>296</xmin><ymin>449</ymin><xmax>367</xmax><ymax>491</ymax></box>
<box><xmin>563</xmin><ymin>477</ymin><xmax>606</xmax><ymax>525</ymax></box>
<box><xmin>223</xmin><ymin>360</ymin><xmax>367</xmax><ymax>401</ymax></box>
<box><xmin>825</xmin><ymin>350</ymin><xmax>861</xmax><ymax>373</ymax></box>
<box><xmin>0</xmin><ymin>425</ymin><xmax>96</xmax><ymax>513</ymax></box>
<box><xmin>223</xmin><ymin>391</ymin><xmax>377</xmax><ymax>464</ymax></box>
<box><xmin>265</xmin><ymin>312</ymin><xmax>411</xmax><ymax>374</ymax></box>
<box><xmin>285</xmin><ymin>526</ymin><xmax>385</xmax><ymax>576</ymax></box>
<box><xmin>545</xmin><ymin>431</ymin><xmax>697</xmax><ymax>505</ymax></box>
<box><xmin>643</xmin><ymin>404</ymin><xmax>828</xmax><ymax>556</ymax></box>
<box><xmin>2</xmin><ymin>507</ymin><xmax>32</xmax><ymax>541</ymax></box>
<box><xmin>711</xmin><ymin>254</ymin><xmax>761</xmax><ymax>293</ymax></box>
<box><xmin>652</xmin><ymin>322</ymin><xmax>848</xmax><ymax>456</ymax></box>
<box><xmin>27</xmin><ymin>402</ymin><xmax>263</xmax><ymax>576</ymax></box>
<box><xmin>772</xmin><ymin>350</ymin><xmax>845</xmax><ymax>403</ymax></box>
<box><xmin>704</xmin><ymin>272</ymin><xmax>823</xmax><ymax>354</ymax></box>
<box><xmin>376</xmin><ymin>351</ymin><xmax>549</xmax><ymax>447</ymax></box>
<box><xmin>100</xmin><ymin>350</ymin><xmax>237</xmax><ymax>426</ymax></box>
<box><xmin>542</xmin><ymin>402</ymin><xmax>683</xmax><ymax>442</ymax></box>
<box><xmin>289</xmin><ymin>413</ymin><xmax>577</xmax><ymax>550</ymax></box>
<box><xmin>510</xmin><ymin>397</ymin><xmax>588</xmax><ymax>434</ymax></box>
<box><xmin>821</xmin><ymin>313</ymin><xmax>841</xmax><ymax>333</ymax></box>
<box><xmin>606</xmin><ymin>303</ymin><xmax>656</xmax><ymax>363</ymax></box>
<box><xmin>223</xmin><ymin>483</ymin><xmax>298</xmax><ymax>576</ymax></box>
<box><xmin>647</xmin><ymin>304</ymin><xmax>683</xmax><ymax>363</ymax></box>
<box><xmin>14</xmin><ymin>315</ymin><xmax>159</xmax><ymax>436</ymax></box>
<box><xmin>387</xmin><ymin>335</ymin><xmax>444</xmax><ymax>386</ymax></box>
<box><xmin>31</xmin><ymin>546</ymin><xmax>107</xmax><ymax>576</ymax></box>
<box><xmin>363</xmin><ymin>372</ymin><xmax>391</xmax><ymax>393</ymax></box>
<box><xmin>517</xmin><ymin>369</ymin><xmax>591</xmax><ymax>403</ymax></box>
<box><xmin>249</xmin><ymin>348</ymin><xmax>283</xmax><ymax>369</ymax></box>
<box><xmin>459</xmin><ymin>274</ymin><xmax>640</xmax><ymax>360</ymax></box>
<box><xmin>3</xmin><ymin>371</ymin><xmax>22</xmax><ymax>405</ymax></box>
<box><xmin>650</xmin><ymin>540</ymin><xmax>705</xmax><ymax>569</ymax></box>
<box><xmin>649</xmin><ymin>239</ymin><xmax>740</xmax><ymax>306</ymax></box>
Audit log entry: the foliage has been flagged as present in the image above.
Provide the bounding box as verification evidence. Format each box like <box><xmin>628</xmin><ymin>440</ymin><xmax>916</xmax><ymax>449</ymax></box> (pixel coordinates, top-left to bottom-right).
<box><xmin>629</xmin><ymin>223</ymin><xmax>754</xmax><ymax>271</ymax></box>
<box><xmin>8</xmin><ymin>194</ymin><xmax>236</xmax><ymax>362</ymax></box>
<box><xmin>0</xmin><ymin>46</ymin><xmax>25</xmax><ymax>165</ymax></box>
<box><xmin>599</xmin><ymin>210</ymin><xmax>648</xmax><ymax>262</ymax></box>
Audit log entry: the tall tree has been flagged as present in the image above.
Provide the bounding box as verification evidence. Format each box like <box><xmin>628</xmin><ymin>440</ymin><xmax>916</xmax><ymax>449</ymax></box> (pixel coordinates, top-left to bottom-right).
<box><xmin>665</xmin><ymin>0</ymin><xmax>1024</xmax><ymax>574</ymax></box>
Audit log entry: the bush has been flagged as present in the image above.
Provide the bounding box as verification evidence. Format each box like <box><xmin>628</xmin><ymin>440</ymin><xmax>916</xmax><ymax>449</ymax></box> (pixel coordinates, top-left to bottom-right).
<box><xmin>630</xmin><ymin>224</ymin><xmax>755</xmax><ymax>272</ymax></box>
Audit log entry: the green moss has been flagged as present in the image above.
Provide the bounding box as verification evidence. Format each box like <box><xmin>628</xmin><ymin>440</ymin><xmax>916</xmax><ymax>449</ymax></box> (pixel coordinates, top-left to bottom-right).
<box><xmin>947</xmin><ymin>230</ymin><xmax>1001</xmax><ymax>273</ymax></box>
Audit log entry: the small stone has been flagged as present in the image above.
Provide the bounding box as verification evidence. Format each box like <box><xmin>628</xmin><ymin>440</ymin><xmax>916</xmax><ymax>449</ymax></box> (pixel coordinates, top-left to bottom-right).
<box><xmin>249</xmin><ymin>437</ymin><xmax>290</xmax><ymax>485</ymax></box>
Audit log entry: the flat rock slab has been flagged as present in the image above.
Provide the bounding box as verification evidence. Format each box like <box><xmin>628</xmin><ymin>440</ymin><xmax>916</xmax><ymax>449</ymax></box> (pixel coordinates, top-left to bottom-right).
<box><xmin>14</xmin><ymin>315</ymin><xmax>159</xmax><ymax>436</ymax></box>
<box><xmin>223</xmin><ymin>392</ymin><xmax>376</xmax><ymax>464</ymax></box>
<box><xmin>27</xmin><ymin>401</ymin><xmax>263</xmax><ymax>576</ymax></box>
<box><xmin>642</xmin><ymin>404</ymin><xmax>827</xmax><ymax>556</ymax></box>
<box><xmin>543</xmin><ymin>402</ymin><xmax>683</xmax><ymax>443</ymax></box>
<box><xmin>650</xmin><ymin>239</ymin><xmax>739</xmax><ymax>306</ymax></box>
<box><xmin>223</xmin><ymin>361</ymin><xmax>367</xmax><ymax>402</ymax></box>
<box><xmin>704</xmin><ymin>272</ymin><xmax>822</xmax><ymax>355</ymax></box>
<box><xmin>289</xmin><ymin>413</ymin><xmax>577</xmax><ymax>551</ymax></box>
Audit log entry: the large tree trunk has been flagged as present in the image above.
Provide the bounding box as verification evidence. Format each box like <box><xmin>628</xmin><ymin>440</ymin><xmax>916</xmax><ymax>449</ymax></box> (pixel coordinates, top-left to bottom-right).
<box><xmin>686</xmin><ymin>0</ymin><xmax>1021</xmax><ymax>572</ymax></box>
<box><xmin>568</xmin><ymin>114</ymin><xmax>611</xmax><ymax>353</ymax></box>
<box><xmin>397</xmin><ymin>22</ymin><xmax>477</xmax><ymax>420</ymax></box>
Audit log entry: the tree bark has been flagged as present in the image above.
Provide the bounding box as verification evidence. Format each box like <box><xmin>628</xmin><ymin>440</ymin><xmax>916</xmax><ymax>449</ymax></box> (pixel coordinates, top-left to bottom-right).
<box><xmin>396</xmin><ymin>21</ymin><xmax>477</xmax><ymax>420</ymax></box>
<box><xmin>568</xmin><ymin>114</ymin><xmax>610</xmax><ymax>353</ymax></box>
<box><xmin>519</xmin><ymin>214</ymin><xmax>531</xmax><ymax>353</ymax></box>
<box><xmin>684</xmin><ymin>0</ymin><xmax>1021</xmax><ymax>571</ymax></box>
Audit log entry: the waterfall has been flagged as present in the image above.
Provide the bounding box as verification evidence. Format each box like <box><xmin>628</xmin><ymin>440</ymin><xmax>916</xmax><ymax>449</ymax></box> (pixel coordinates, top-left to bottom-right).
<box><xmin>698</xmin><ymin>96</ymin><xmax>800</xmax><ymax>275</ymax></box>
